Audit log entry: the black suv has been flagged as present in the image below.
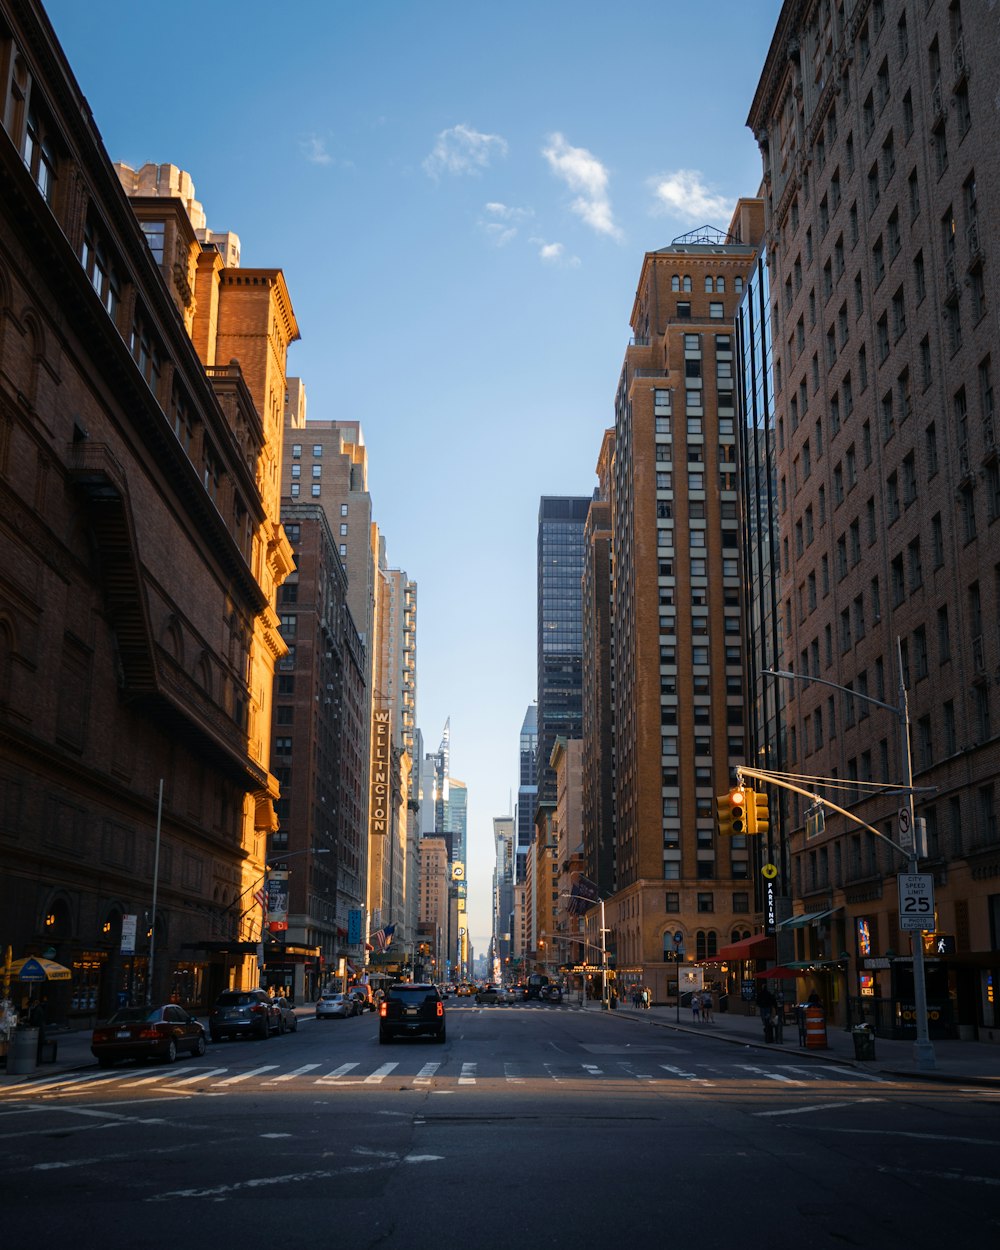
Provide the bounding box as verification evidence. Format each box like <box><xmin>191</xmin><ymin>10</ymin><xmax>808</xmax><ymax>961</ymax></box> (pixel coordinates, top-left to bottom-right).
<box><xmin>378</xmin><ymin>982</ymin><xmax>446</xmax><ymax>1044</ymax></box>
<box><xmin>210</xmin><ymin>989</ymin><xmax>281</xmax><ymax>1041</ymax></box>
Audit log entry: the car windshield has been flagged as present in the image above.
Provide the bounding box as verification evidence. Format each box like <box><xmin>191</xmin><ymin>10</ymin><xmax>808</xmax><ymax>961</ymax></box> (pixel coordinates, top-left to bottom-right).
<box><xmin>107</xmin><ymin>1007</ymin><xmax>160</xmax><ymax>1024</ymax></box>
<box><xmin>216</xmin><ymin>992</ymin><xmax>256</xmax><ymax>1006</ymax></box>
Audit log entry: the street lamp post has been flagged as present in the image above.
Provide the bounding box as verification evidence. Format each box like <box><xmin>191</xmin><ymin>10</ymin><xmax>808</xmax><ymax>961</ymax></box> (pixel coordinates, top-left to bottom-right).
<box><xmin>763</xmin><ymin>662</ymin><xmax>936</xmax><ymax>1070</ymax></box>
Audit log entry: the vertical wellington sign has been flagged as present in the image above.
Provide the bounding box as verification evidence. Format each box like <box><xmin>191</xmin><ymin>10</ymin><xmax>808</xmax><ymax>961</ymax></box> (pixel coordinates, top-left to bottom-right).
<box><xmin>370</xmin><ymin>709</ymin><xmax>391</xmax><ymax>837</ymax></box>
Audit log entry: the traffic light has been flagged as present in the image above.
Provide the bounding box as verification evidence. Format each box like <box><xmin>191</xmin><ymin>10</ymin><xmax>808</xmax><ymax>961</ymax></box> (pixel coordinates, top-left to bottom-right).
<box><xmin>749</xmin><ymin>788</ymin><xmax>770</xmax><ymax>837</ymax></box>
<box><xmin>729</xmin><ymin>786</ymin><xmax>747</xmax><ymax>835</ymax></box>
<box><xmin>716</xmin><ymin>791</ymin><xmax>734</xmax><ymax>837</ymax></box>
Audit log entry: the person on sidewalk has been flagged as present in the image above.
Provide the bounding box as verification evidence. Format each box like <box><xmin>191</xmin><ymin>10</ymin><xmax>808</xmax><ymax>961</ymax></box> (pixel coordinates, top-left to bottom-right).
<box><xmin>691</xmin><ymin>992</ymin><xmax>701</xmax><ymax>1023</ymax></box>
<box><xmin>702</xmin><ymin>991</ymin><xmax>713</xmax><ymax>1024</ymax></box>
<box><xmin>756</xmin><ymin>984</ymin><xmax>777</xmax><ymax>1042</ymax></box>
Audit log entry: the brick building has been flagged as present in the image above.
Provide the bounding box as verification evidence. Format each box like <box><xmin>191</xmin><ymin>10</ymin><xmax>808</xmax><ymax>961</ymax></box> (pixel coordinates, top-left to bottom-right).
<box><xmin>747</xmin><ymin>0</ymin><xmax>1000</xmax><ymax>1038</ymax></box>
<box><xmin>603</xmin><ymin>203</ymin><xmax>764</xmax><ymax>1002</ymax></box>
<box><xmin>0</xmin><ymin>2</ymin><xmax>297</xmax><ymax>1017</ymax></box>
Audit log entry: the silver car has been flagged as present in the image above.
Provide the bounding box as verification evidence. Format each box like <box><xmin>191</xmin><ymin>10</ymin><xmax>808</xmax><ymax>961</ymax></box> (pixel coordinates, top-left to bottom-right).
<box><xmin>274</xmin><ymin>997</ymin><xmax>298</xmax><ymax>1032</ymax></box>
<box><xmin>316</xmin><ymin>992</ymin><xmax>356</xmax><ymax>1020</ymax></box>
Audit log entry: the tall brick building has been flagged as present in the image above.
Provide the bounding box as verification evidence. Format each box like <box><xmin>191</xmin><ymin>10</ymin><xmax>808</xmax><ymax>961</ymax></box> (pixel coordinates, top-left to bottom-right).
<box><xmin>0</xmin><ymin>3</ymin><xmax>297</xmax><ymax>1015</ymax></box>
<box><xmin>603</xmin><ymin>203</ymin><xmax>764</xmax><ymax>1002</ymax></box>
<box><xmin>748</xmin><ymin>0</ymin><xmax>1000</xmax><ymax>1038</ymax></box>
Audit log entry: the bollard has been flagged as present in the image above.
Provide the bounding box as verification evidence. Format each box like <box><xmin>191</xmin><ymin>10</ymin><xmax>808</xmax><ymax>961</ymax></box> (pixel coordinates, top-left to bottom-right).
<box><xmin>804</xmin><ymin>1005</ymin><xmax>828</xmax><ymax>1049</ymax></box>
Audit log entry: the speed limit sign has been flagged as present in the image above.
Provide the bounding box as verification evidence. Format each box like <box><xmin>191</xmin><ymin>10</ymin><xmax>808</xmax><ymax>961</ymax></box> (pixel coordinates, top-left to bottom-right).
<box><xmin>898</xmin><ymin>873</ymin><xmax>935</xmax><ymax>930</ymax></box>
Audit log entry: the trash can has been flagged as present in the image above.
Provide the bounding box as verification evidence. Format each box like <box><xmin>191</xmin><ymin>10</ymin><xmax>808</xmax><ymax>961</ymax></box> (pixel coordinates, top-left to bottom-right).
<box><xmin>852</xmin><ymin>1024</ymin><xmax>876</xmax><ymax>1061</ymax></box>
<box><xmin>7</xmin><ymin>1026</ymin><xmax>39</xmax><ymax>1075</ymax></box>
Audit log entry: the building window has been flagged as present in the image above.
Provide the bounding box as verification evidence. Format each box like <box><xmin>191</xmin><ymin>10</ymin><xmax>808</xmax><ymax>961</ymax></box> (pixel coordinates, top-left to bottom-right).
<box><xmin>696</xmin><ymin>893</ymin><xmax>714</xmax><ymax>914</ymax></box>
<box><xmin>23</xmin><ymin>101</ymin><xmax>58</xmax><ymax>203</ymax></box>
<box><xmin>709</xmin><ymin>302</ymin><xmax>724</xmax><ymax>320</ymax></box>
<box><xmin>81</xmin><ymin>218</ymin><xmax>122</xmax><ymax>319</ymax></box>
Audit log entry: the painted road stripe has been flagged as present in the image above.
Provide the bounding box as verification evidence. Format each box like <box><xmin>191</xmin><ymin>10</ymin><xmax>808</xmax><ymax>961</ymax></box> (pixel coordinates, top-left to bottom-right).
<box><xmin>458</xmin><ymin>1063</ymin><xmax>476</xmax><ymax>1085</ymax></box>
<box><xmin>212</xmin><ymin>1066</ymin><xmax>280</xmax><ymax>1086</ymax></box>
<box><xmin>364</xmin><ymin>1063</ymin><xmax>399</xmax><ymax>1084</ymax></box>
<box><xmin>316</xmin><ymin>1063</ymin><xmax>359</xmax><ymax>1082</ymax></box>
<box><xmin>264</xmin><ymin>1064</ymin><xmax>322</xmax><ymax>1083</ymax></box>
<box><xmin>413</xmin><ymin>1063</ymin><xmax>440</xmax><ymax>1085</ymax></box>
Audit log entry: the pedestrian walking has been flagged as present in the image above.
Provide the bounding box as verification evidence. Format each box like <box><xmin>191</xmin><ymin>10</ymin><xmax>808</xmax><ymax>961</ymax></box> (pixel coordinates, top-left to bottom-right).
<box><xmin>701</xmin><ymin>991</ymin><xmax>713</xmax><ymax>1023</ymax></box>
<box><xmin>641</xmin><ymin>986</ymin><xmax>650</xmax><ymax>1010</ymax></box>
<box><xmin>691</xmin><ymin>992</ymin><xmax>701</xmax><ymax>1023</ymax></box>
<box><xmin>756</xmin><ymin>983</ymin><xmax>777</xmax><ymax>1042</ymax></box>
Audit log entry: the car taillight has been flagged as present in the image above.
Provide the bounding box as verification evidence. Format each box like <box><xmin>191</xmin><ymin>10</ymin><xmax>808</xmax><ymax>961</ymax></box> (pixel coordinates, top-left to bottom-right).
<box><xmin>436</xmin><ymin>1003</ymin><xmax>444</xmax><ymax>1018</ymax></box>
<box><xmin>137</xmin><ymin>1026</ymin><xmax>161</xmax><ymax>1040</ymax></box>
<box><xmin>379</xmin><ymin>1003</ymin><xmax>387</xmax><ymax>1018</ymax></box>
<box><xmin>252</xmin><ymin>1004</ymin><xmax>265</xmax><ymax>1014</ymax></box>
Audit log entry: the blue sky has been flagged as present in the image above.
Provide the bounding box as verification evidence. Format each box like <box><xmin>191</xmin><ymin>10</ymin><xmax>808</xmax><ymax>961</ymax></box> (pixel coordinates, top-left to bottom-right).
<box><xmin>44</xmin><ymin>0</ymin><xmax>782</xmax><ymax>950</ymax></box>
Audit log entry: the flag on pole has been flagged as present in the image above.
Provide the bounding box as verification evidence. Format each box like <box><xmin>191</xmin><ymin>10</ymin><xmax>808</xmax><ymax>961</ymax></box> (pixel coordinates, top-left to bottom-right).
<box><xmin>567</xmin><ymin>873</ymin><xmax>600</xmax><ymax>916</ymax></box>
<box><xmin>372</xmin><ymin>924</ymin><xmax>397</xmax><ymax>952</ymax></box>
<box><xmin>253</xmin><ymin>888</ymin><xmax>266</xmax><ymax>909</ymax></box>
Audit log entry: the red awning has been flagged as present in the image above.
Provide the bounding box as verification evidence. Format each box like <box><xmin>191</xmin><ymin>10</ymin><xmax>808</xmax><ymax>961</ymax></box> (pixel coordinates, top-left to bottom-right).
<box><xmin>755</xmin><ymin>965</ymin><xmax>801</xmax><ymax>979</ymax></box>
<box><xmin>716</xmin><ymin>934</ymin><xmax>776</xmax><ymax>961</ymax></box>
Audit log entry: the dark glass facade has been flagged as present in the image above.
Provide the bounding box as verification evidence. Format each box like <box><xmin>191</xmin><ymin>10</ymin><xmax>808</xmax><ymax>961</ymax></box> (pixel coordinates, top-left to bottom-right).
<box><xmin>735</xmin><ymin>247</ymin><xmax>788</xmax><ymax>896</ymax></box>
<box><xmin>536</xmin><ymin>497</ymin><xmax>590</xmax><ymax>805</ymax></box>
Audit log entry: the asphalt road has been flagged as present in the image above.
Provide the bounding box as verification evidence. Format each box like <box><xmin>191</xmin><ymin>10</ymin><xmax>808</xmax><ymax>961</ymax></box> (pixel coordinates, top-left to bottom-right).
<box><xmin>4</xmin><ymin>1000</ymin><xmax>998</xmax><ymax>1247</ymax></box>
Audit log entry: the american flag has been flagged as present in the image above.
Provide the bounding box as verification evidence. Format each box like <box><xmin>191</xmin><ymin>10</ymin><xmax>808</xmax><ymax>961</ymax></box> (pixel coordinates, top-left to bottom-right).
<box><xmin>372</xmin><ymin>924</ymin><xmax>396</xmax><ymax>952</ymax></box>
<box><xmin>254</xmin><ymin>888</ymin><xmax>266</xmax><ymax>909</ymax></box>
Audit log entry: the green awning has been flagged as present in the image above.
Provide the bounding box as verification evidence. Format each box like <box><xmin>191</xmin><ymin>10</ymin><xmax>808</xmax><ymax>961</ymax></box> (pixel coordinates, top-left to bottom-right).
<box><xmin>779</xmin><ymin>906</ymin><xmax>841</xmax><ymax>930</ymax></box>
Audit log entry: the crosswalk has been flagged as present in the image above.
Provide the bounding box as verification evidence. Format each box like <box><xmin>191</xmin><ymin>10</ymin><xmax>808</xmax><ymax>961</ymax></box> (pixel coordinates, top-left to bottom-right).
<box><xmin>0</xmin><ymin>1057</ymin><xmax>876</xmax><ymax>1100</ymax></box>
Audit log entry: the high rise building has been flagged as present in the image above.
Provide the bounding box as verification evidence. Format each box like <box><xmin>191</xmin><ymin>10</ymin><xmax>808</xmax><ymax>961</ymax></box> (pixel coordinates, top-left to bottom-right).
<box><xmin>492</xmin><ymin>815</ymin><xmax>515</xmax><ymax>968</ymax></box>
<box><xmin>603</xmin><ymin>206</ymin><xmax>763</xmax><ymax>1000</ymax></box>
<box><xmin>515</xmin><ymin>703</ymin><xmax>538</xmax><ymax>881</ymax></box>
<box><xmin>271</xmin><ymin>506</ymin><xmax>367</xmax><ymax>997</ymax></box>
<box><xmin>536</xmin><ymin>497</ymin><xmax>591</xmax><ymax>805</ymax></box>
<box><xmin>747</xmin><ymin>0</ymin><xmax>1000</xmax><ymax>1035</ymax></box>
<box><xmin>582</xmin><ymin>433</ymin><xmax>616</xmax><ymax>899</ymax></box>
<box><xmin>0</xmin><ymin>1</ymin><xmax>299</xmax><ymax>1016</ymax></box>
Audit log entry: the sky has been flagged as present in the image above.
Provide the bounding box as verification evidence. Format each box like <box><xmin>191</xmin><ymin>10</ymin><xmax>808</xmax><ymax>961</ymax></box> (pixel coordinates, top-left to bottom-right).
<box><xmin>43</xmin><ymin>0</ymin><xmax>783</xmax><ymax>952</ymax></box>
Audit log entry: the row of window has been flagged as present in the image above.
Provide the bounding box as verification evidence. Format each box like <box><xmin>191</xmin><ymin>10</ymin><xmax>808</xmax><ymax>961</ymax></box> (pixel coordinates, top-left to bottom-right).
<box><xmin>670</xmin><ymin>274</ymin><xmax>745</xmax><ymax>295</ymax></box>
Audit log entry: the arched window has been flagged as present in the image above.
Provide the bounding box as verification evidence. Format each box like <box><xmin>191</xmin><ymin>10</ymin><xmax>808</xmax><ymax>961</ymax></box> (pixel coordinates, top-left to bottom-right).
<box><xmin>671</xmin><ymin>275</ymin><xmax>680</xmax><ymax>291</ymax></box>
<box><xmin>734</xmin><ymin>276</ymin><xmax>744</xmax><ymax>294</ymax></box>
<box><xmin>706</xmin><ymin>931</ymin><xmax>718</xmax><ymax>958</ymax></box>
<box><xmin>682</xmin><ymin>275</ymin><xmax>692</xmax><ymax>292</ymax></box>
<box><xmin>717</xmin><ymin>276</ymin><xmax>726</xmax><ymax>292</ymax></box>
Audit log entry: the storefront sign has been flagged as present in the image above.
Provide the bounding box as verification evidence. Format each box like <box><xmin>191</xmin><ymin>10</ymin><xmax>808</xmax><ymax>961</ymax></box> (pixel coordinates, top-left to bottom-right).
<box><xmin>370</xmin><ymin>709</ymin><xmax>391</xmax><ymax>836</ymax></box>
<box><xmin>121</xmin><ymin>914</ymin><xmax>137</xmax><ymax>955</ymax></box>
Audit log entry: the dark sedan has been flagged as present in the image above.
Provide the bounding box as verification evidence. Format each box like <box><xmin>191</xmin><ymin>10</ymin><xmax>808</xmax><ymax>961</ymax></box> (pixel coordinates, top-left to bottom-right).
<box><xmin>91</xmin><ymin>1004</ymin><xmax>207</xmax><ymax>1067</ymax></box>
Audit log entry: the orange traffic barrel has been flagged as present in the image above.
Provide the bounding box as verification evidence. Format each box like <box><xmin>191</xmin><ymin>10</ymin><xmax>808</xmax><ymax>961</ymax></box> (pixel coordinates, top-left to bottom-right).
<box><xmin>804</xmin><ymin>1005</ymin><xmax>828</xmax><ymax>1048</ymax></box>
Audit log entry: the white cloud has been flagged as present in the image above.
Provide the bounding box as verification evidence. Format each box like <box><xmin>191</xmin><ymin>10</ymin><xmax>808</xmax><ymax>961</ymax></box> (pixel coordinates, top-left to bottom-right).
<box><xmin>477</xmin><ymin>202</ymin><xmax>534</xmax><ymax>247</ymax></box>
<box><xmin>648</xmin><ymin>169</ymin><xmax>733</xmax><ymax>223</ymax></box>
<box><xmin>424</xmin><ymin>123</ymin><xmax>508</xmax><ymax>178</ymax></box>
<box><xmin>533</xmin><ymin>238</ymin><xmax>581</xmax><ymax>267</ymax></box>
<box><xmin>542</xmin><ymin>133</ymin><xmax>620</xmax><ymax>239</ymax></box>
<box><xmin>300</xmin><ymin>136</ymin><xmax>332</xmax><ymax>166</ymax></box>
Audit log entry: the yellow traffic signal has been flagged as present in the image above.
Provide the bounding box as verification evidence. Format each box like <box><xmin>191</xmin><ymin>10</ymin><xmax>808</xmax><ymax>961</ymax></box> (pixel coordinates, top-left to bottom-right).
<box><xmin>749</xmin><ymin>789</ymin><xmax>770</xmax><ymax>836</ymax></box>
<box><xmin>729</xmin><ymin>786</ymin><xmax>747</xmax><ymax>835</ymax></box>
<box><xmin>716</xmin><ymin>791</ymin><xmax>734</xmax><ymax>837</ymax></box>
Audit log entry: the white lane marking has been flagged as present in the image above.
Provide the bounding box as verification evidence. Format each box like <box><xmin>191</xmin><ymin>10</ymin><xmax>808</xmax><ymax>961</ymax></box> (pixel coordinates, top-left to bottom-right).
<box><xmin>756</xmin><ymin>1098</ymin><xmax>883</xmax><ymax>1118</ymax></box>
<box><xmin>811</xmin><ymin>1125</ymin><xmax>1000</xmax><ymax>1145</ymax></box>
<box><xmin>543</xmin><ymin>1063</ymin><xmax>563</xmax><ymax>1083</ymax></box>
<box><xmin>660</xmin><ymin>1064</ymin><xmax>715</xmax><ymax>1086</ymax></box>
<box><xmin>504</xmin><ymin>1063</ymin><xmax>524</xmax><ymax>1084</ymax></box>
<box><xmin>737</xmin><ymin>1065</ymin><xmax>801</xmax><ymax>1084</ymax></box>
<box><xmin>582</xmin><ymin>1064</ymin><xmax>603</xmax><ymax>1077</ymax></box>
<box><xmin>165</xmin><ymin>1068</ymin><xmax>228</xmax><ymax>1087</ymax></box>
<box><xmin>212</xmin><ymin>1065</ymin><xmax>280</xmax><ymax>1086</ymax></box>
<box><xmin>619</xmin><ymin>1063</ymin><xmax>655</xmax><ymax>1081</ymax></box>
<box><xmin>413</xmin><ymin>1063</ymin><xmax>440</xmax><ymax>1085</ymax></box>
<box><xmin>814</xmin><ymin>1064</ymin><xmax>887</xmax><ymax>1083</ymax></box>
<box><xmin>5</xmin><ymin>1071</ymin><xmax>130</xmax><ymax>1096</ymax></box>
<box><xmin>458</xmin><ymin>1063</ymin><xmax>477</xmax><ymax>1085</ymax></box>
<box><xmin>405</xmin><ymin>1154</ymin><xmax>444</xmax><ymax>1163</ymax></box>
<box><xmin>261</xmin><ymin>1133</ymin><xmax>292</xmax><ymax>1139</ymax></box>
<box><xmin>149</xmin><ymin>1163</ymin><xmax>398</xmax><ymax>1200</ymax></box>
<box><xmin>364</xmin><ymin>1063</ymin><xmax>399</xmax><ymax>1084</ymax></box>
<box><xmin>317</xmin><ymin>1063</ymin><xmax>359</xmax><ymax>1083</ymax></box>
<box><xmin>120</xmin><ymin>1065</ymin><xmax>218</xmax><ymax>1088</ymax></box>
<box><xmin>264</xmin><ymin>1064</ymin><xmax>322</xmax><ymax>1083</ymax></box>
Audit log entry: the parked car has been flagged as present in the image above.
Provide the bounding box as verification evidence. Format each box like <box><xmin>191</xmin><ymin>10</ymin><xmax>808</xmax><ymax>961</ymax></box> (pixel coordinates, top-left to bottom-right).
<box><xmin>379</xmin><ymin>982</ymin><xmax>446</xmax><ymax>1044</ymax></box>
<box><xmin>91</xmin><ymin>1004</ymin><xmax>207</xmax><ymax>1067</ymax></box>
<box><xmin>273</xmin><ymin>997</ymin><xmax>298</xmax><ymax>1032</ymax></box>
<box><xmin>316</xmin><ymin>992</ymin><xmax>356</xmax><ymax>1020</ymax></box>
<box><xmin>475</xmin><ymin>984</ymin><xmax>501</xmax><ymax>1006</ymax></box>
<box><xmin>209</xmin><ymin>989</ymin><xmax>281</xmax><ymax>1042</ymax></box>
<box><xmin>348</xmin><ymin>986</ymin><xmax>375</xmax><ymax>1013</ymax></box>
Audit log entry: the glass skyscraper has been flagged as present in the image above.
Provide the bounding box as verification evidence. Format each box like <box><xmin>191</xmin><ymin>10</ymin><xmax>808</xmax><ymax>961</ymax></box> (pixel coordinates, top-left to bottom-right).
<box><xmin>536</xmin><ymin>496</ymin><xmax>591</xmax><ymax>806</ymax></box>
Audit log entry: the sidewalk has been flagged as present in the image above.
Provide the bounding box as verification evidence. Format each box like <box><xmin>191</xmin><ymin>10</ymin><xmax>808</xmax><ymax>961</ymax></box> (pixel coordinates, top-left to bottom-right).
<box><xmin>577</xmin><ymin>997</ymin><xmax>1000</xmax><ymax>1087</ymax></box>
